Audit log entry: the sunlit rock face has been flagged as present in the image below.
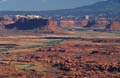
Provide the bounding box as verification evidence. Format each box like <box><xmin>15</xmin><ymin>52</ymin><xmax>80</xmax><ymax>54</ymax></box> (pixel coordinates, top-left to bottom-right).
<box><xmin>43</xmin><ymin>20</ymin><xmax>63</xmax><ymax>33</ymax></box>
<box><xmin>90</xmin><ymin>18</ymin><xmax>108</xmax><ymax>29</ymax></box>
<box><xmin>60</xmin><ymin>20</ymin><xmax>77</xmax><ymax>27</ymax></box>
<box><xmin>60</xmin><ymin>19</ymin><xmax>89</xmax><ymax>28</ymax></box>
<box><xmin>110</xmin><ymin>20</ymin><xmax>120</xmax><ymax>31</ymax></box>
<box><xmin>1</xmin><ymin>16</ymin><xmax>120</xmax><ymax>32</ymax></box>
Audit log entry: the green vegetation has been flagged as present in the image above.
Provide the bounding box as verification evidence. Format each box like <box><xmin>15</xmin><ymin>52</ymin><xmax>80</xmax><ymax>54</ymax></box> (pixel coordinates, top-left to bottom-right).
<box><xmin>26</xmin><ymin>64</ymin><xmax>35</xmax><ymax>68</ymax></box>
<box><xmin>0</xmin><ymin>48</ymin><xmax>9</xmax><ymax>55</ymax></box>
<box><xmin>24</xmin><ymin>45</ymin><xmax>42</xmax><ymax>49</ymax></box>
<box><xmin>47</xmin><ymin>40</ymin><xmax>62</xmax><ymax>46</ymax></box>
<box><xmin>13</xmin><ymin>45</ymin><xmax>42</xmax><ymax>50</ymax></box>
<box><xmin>60</xmin><ymin>25</ymin><xmax>72</xmax><ymax>30</ymax></box>
<box><xmin>19</xmin><ymin>64</ymin><xmax>35</xmax><ymax>72</ymax></box>
<box><xmin>20</xmin><ymin>67</ymin><xmax>28</xmax><ymax>72</ymax></box>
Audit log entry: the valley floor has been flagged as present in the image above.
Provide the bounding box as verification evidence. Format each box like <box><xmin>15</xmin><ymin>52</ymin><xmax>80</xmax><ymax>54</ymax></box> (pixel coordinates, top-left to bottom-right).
<box><xmin>0</xmin><ymin>31</ymin><xmax>120</xmax><ymax>78</ymax></box>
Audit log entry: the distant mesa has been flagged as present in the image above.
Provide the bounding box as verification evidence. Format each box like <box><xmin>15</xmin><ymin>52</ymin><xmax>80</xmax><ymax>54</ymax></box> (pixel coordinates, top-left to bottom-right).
<box><xmin>0</xmin><ymin>15</ymin><xmax>63</xmax><ymax>33</ymax></box>
<box><xmin>0</xmin><ymin>15</ymin><xmax>120</xmax><ymax>32</ymax></box>
<box><xmin>5</xmin><ymin>18</ymin><xmax>48</xmax><ymax>30</ymax></box>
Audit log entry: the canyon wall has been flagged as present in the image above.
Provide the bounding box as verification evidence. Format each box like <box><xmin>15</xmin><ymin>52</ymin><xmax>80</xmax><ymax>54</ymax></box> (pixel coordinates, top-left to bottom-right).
<box><xmin>110</xmin><ymin>20</ymin><xmax>120</xmax><ymax>30</ymax></box>
<box><xmin>60</xmin><ymin>18</ymin><xmax>120</xmax><ymax>31</ymax></box>
<box><xmin>0</xmin><ymin>16</ymin><xmax>120</xmax><ymax>32</ymax></box>
<box><xmin>0</xmin><ymin>17</ymin><xmax>62</xmax><ymax>33</ymax></box>
<box><xmin>60</xmin><ymin>19</ymin><xmax>88</xmax><ymax>28</ymax></box>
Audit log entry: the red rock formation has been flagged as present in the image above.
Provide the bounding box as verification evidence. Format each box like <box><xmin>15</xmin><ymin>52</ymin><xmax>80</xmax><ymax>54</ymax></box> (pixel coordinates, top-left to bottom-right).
<box><xmin>91</xmin><ymin>18</ymin><xmax>108</xmax><ymax>29</ymax></box>
<box><xmin>43</xmin><ymin>19</ymin><xmax>63</xmax><ymax>33</ymax></box>
<box><xmin>60</xmin><ymin>20</ymin><xmax>76</xmax><ymax>26</ymax></box>
<box><xmin>60</xmin><ymin>19</ymin><xmax>89</xmax><ymax>28</ymax></box>
<box><xmin>110</xmin><ymin>20</ymin><xmax>120</xmax><ymax>30</ymax></box>
<box><xmin>1</xmin><ymin>16</ymin><xmax>120</xmax><ymax>32</ymax></box>
<box><xmin>4</xmin><ymin>17</ymin><xmax>63</xmax><ymax>33</ymax></box>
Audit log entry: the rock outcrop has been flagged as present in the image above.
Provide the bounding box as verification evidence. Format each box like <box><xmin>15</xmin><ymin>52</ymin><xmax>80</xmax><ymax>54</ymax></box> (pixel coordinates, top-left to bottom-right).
<box><xmin>60</xmin><ymin>19</ymin><xmax>89</xmax><ymax>28</ymax></box>
<box><xmin>0</xmin><ymin>16</ymin><xmax>120</xmax><ymax>32</ymax></box>
<box><xmin>0</xmin><ymin>17</ymin><xmax>14</xmax><ymax>30</ymax></box>
<box><xmin>90</xmin><ymin>18</ymin><xmax>108</xmax><ymax>29</ymax></box>
<box><xmin>109</xmin><ymin>20</ymin><xmax>120</xmax><ymax>31</ymax></box>
<box><xmin>42</xmin><ymin>20</ymin><xmax>63</xmax><ymax>33</ymax></box>
<box><xmin>60</xmin><ymin>18</ymin><xmax>120</xmax><ymax>31</ymax></box>
<box><xmin>4</xmin><ymin>18</ymin><xmax>62</xmax><ymax>33</ymax></box>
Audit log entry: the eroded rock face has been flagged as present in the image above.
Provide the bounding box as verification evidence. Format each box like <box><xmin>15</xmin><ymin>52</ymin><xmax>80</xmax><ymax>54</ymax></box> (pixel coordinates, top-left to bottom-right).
<box><xmin>0</xmin><ymin>16</ymin><xmax>120</xmax><ymax>32</ymax></box>
<box><xmin>5</xmin><ymin>18</ymin><xmax>48</xmax><ymax>30</ymax></box>
<box><xmin>60</xmin><ymin>18</ymin><xmax>120</xmax><ymax>31</ymax></box>
<box><xmin>60</xmin><ymin>19</ymin><xmax>88</xmax><ymax>27</ymax></box>
<box><xmin>60</xmin><ymin>19</ymin><xmax>89</xmax><ymax>28</ymax></box>
<box><xmin>60</xmin><ymin>20</ymin><xmax>76</xmax><ymax>26</ymax></box>
<box><xmin>4</xmin><ymin>18</ymin><xmax>62</xmax><ymax>33</ymax></box>
<box><xmin>60</xmin><ymin>18</ymin><xmax>108</xmax><ymax>29</ymax></box>
<box><xmin>43</xmin><ymin>20</ymin><xmax>63</xmax><ymax>33</ymax></box>
<box><xmin>110</xmin><ymin>20</ymin><xmax>120</xmax><ymax>31</ymax></box>
<box><xmin>91</xmin><ymin>18</ymin><xmax>108</xmax><ymax>29</ymax></box>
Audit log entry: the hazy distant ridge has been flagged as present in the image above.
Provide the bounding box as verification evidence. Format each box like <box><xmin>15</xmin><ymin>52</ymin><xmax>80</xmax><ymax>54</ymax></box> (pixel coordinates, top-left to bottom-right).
<box><xmin>0</xmin><ymin>0</ymin><xmax>120</xmax><ymax>18</ymax></box>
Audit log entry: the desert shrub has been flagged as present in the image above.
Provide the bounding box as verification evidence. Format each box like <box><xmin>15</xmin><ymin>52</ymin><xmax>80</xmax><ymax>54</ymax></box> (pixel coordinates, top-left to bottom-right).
<box><xmin>47</xmin><ymin>40</ymin><xmax>62</xmax><ymax>46</ymax></box>
<box><xmin>53</xmin><ymin>63</ymin><xmax>70</xmax><ymax>71</ymax></box>
<box><xmin>27</xmin><ymin>45</ymin><xmax>41</xmax><ymax>49</ymax></box>
<box><xmin>20</xmin><ymin>68</ymin><xmax>28</xmax><ymax>72</ymax></box>
<box><xmin>0</xmin><ymin>49</ymin><xmax>9</xmax><ymax>55</ymax></box>
<box><xmin>26</xmin><ymin>64</ymin><xmax>35</xmax><ymax>68</ymax></box>
<box><xmin>19</xmin><ymin>64</ymin><xmax>35</xmax><ymax>72</ymax></box>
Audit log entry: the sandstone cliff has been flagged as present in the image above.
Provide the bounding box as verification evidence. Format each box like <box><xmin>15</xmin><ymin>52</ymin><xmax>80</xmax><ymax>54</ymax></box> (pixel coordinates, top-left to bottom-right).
<box><xmin>60</xmin><ymin>19</ymin><xmax>88</xmax><ymax>28</ymax></box>
<box><xmin>4</xmin><ymin>18</ymin><xmax>62</xmax><ymax>33</ymax></box>
<box><xmin>110</xmin><ymin>20</ymin><xmax>120</xmax><ymax>31</ymax></box>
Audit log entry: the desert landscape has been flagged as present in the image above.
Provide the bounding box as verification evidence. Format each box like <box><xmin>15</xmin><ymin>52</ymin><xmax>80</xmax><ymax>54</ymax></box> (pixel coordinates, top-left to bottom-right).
<box><xmin>0</xmin><ymin>14</ymin><xmax>120</xmax><ymax>78</ymax></box>
<box><xmin>0</xmin><ymin>30</ymin><xmax>120</xmax><ymax>78</ymax></box>
<box><xmin>0</xmin><ymin>0</ymin><xmax>120</xmax><ymax>78</ymax></box>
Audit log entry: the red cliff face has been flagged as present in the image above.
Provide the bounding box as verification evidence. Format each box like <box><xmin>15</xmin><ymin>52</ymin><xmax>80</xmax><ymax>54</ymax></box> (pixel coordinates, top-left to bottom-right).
<box><xmin>110</xmin><ymin>20</ymin><xmax>120</xmax><ymax>30</ymax></box>
<box><xmin>60</xmin><ymin>19</ymin><xmax>89</xmax><ymax>28</ymax></box>
<box><xmin>1</xmin><ymin>16</ymin><xmax>120</xmax><ymax>32</ymax></box>
<box><xmin>42</xmin><ymin>20</ymin><xmax>63</xmax><ymax>33</ymax></box>
<box><xmin>91</xmin><ymin>18</ymin><xmax>108</xmax><ymax>29</ymax></box>
<box><xmin>3</xmin><ymin>17</ymin><xmax>63</xmax><ymax>33</ymax></box>
<box><xmin>60</xmin><ymin>20</ymin><xmax>76</xmax><ymax>27</ymax></box>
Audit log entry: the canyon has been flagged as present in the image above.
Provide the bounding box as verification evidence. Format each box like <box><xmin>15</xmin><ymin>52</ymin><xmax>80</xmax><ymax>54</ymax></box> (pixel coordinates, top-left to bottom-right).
<box><xmin>0</xmin><ymin>15</ymin><xmax>120</xmax><ymax>78</ymax></box>
<box><xmin>0</xmin><ymin>0</ymin><xmax>120</xmax><ymax>78</ymax></box>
